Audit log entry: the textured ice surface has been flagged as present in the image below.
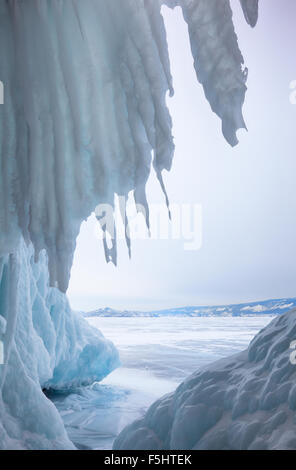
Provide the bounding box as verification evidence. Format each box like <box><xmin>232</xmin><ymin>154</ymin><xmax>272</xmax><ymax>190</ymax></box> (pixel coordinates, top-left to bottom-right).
<box><xmin>114</xmin><ymin>310</ymin><xmax>296</xmax><ymax>450</ymax></box>
<box><xmin>50</xmin><ymin>316</ymin><xmax>270</xmax><ymax>449</ymax></box>
<box><xmin>49</xmin><ymin>369</ymin><xmax>178</xmax><ymax>450</ymax></box>
<box><xmin>0</xmin><ymin>239</ymin><xmax>119</xmax><ymax>450</ymax></box>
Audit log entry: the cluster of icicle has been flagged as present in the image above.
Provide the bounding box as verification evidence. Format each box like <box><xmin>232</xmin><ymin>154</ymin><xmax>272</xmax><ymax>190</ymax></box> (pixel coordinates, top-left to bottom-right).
<box><xmin>0</xmin><ymin>0</ymin><xmax>258</xmax><ymax>293</ymax></box>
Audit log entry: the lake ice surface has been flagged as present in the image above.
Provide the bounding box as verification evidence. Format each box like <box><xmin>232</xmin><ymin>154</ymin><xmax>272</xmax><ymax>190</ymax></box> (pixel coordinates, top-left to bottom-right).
<box><xmin>49</xmin><ymin>316</ymin><xmax>273</xmax><ymax>449</ymax></box>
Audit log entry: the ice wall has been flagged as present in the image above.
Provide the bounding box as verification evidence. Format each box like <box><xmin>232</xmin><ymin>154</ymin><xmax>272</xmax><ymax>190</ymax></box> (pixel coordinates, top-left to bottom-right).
<box><xmin>114</xmin><ymin>309</ymin><xmax>296</xmax><ymax>450</ymax></box>
<box><xmin>0</xmin><ymin>238</ymin><xmax>119</xmax><ymax>449</ymax></box>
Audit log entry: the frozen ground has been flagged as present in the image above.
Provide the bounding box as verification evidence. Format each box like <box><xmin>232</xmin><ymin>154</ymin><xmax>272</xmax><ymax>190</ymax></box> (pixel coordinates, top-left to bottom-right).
<box><xmin>49</xmin><ymin>316</ymin><xmax>273</xmax><ymax>449</ymax></box>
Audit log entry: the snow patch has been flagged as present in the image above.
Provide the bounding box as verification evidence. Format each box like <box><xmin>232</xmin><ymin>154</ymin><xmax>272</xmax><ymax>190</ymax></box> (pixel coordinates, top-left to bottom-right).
<box><xmin>241</xmin><ymin>305</ymin><xmax>267</xmax><ymax>313</ymax></box>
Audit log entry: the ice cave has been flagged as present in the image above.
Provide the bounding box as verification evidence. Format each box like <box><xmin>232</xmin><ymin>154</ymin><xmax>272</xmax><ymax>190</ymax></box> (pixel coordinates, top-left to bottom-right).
<box><xmin>1</xmin><ymin>0</ymin><xmax>296</xmax><ymax>452</ymax></box>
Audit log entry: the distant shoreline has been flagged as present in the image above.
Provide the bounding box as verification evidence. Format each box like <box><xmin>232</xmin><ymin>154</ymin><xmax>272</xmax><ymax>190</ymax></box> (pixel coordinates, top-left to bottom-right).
<box><xmin>83</xmin><ymin>298</ymin><xmax>296</xmax><ymax>318</ymax></box>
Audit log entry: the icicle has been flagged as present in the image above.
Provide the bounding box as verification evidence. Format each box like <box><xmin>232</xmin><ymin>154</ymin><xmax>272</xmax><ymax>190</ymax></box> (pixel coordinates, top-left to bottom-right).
<box><xmin>134</xmin><ymin>185</ymin><xmax>151</xmax><ymax>232</ymax></box>
<box><xmin>144</xmin><ymin>0</ymin><xmax>174</xmax><ymax>96</ymax></box>
<box><xmin>118</xmin><ymin>196</ymin><xmax>132</xmax><ymax>259</ymax></box>
<box><xmin>156</xmin><ymin>170</ymin><xmax>171</xmax><ymax>220</ymax></box>
<box><xmin>96</xmin><ymin>207</ymin><xmax>118</xmax><ymax>266</ymax></box>
<box><xmin>180</xmin><ymin>0</ymin><xmax>249</xmax><ymax>146</ymax></box>
<box><xmin>240</xmin><ymin>0</ymin><xmax>259</xmax><ymax>27</ymax></box>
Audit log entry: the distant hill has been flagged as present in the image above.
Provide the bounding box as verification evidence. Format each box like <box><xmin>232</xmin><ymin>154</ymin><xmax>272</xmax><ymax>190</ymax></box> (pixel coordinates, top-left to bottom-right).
<box><xmin>84</xmin><ymin>298</ymin><xmax>296</xmax><ymax>318</ymax></box>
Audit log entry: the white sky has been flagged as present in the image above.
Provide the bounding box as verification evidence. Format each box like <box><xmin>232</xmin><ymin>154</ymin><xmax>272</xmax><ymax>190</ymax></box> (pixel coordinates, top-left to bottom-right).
<box><xmin>68</xmin><ymin>1</ymin><xmax>296</xmax><ymax>312</ymax></box>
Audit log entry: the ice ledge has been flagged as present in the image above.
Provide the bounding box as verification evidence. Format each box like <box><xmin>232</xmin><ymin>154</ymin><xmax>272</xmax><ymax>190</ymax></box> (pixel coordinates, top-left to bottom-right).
<box><xmin>114</xmin><ymin>309</ymin><xmax>296</xmax><ymax>450</ymax></box>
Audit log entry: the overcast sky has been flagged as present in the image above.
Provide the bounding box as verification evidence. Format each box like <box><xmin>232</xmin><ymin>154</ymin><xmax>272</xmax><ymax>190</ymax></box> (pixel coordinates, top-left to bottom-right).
<box><xmin>68</xmin><ymin>0</ymin><xmax>296</xmax><ymax>312</ymax></box>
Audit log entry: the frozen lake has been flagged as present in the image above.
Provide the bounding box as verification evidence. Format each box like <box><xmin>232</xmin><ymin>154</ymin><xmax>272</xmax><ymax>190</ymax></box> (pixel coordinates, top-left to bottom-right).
<box><xmin>49</xmin><ymin>316</ymin><xmax>274</xmax><ymax>450</ymax></box>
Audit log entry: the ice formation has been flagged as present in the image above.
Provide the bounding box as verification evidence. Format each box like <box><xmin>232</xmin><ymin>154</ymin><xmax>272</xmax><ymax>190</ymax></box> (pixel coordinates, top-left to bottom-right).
<box><xmin>0</xmin><ymin>0</ymin><xmax>259</xmax><ymax>450</ymax></box>
<box><xmin>0</xmin><ymin>0</ymin><xmax>255</xmax><ymax>289</ymax></box>
<box><xmin>114</xmin><ymin>309</ymin><xmax>296</xmax><ymax>450</ymax></box>
<box><xmin>0</xmin><ymin>239</ymin><xmax>119</xmax><ymax>449</ymax></box>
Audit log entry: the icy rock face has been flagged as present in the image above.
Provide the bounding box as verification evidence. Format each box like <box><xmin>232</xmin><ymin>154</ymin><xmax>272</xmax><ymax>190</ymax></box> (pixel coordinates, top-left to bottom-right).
<box><xmin>0</xmin><ymin>238</ymin><xmax>119</xmax><ymax>450</ymax></box>
<box><xmin>114</xmin><ymin>309</ymin><xmax>296</xmax><ymax>450</ymax></box>
<box><xmin>0</xmin><ymin>0</ymin><xmax>257</xmax><ymax>290</ymax></box>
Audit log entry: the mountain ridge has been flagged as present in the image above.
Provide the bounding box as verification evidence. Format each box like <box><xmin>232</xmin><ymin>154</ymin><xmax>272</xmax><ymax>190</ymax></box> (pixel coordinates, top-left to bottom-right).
<box><xmin>83</xmin><ymin>297</ymin><xmax>296</xmax><ymax>318</ymax></box>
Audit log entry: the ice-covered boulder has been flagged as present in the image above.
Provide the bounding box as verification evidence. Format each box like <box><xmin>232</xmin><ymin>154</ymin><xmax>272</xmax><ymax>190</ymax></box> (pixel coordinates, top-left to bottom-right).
<box><xmin>114</xmin><ymin>309</ymin><xmax>296</xmax><ymax>450</ymax></box>
<box><xmin>0</xmin><ymin>238</ymin><xmax>119</xmax><ymax>450</ymax></box>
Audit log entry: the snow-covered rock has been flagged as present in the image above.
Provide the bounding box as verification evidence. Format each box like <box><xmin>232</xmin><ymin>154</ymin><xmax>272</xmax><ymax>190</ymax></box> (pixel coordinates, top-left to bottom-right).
<box><xmin>114</xmin><ymin>309</ymin><xmax>296</xmax><ymax>450</ymax></box>
<box><xmin>0</xmin><ymin>239</ymin><xmax>119</xmax><ymax>450</ymax></box>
